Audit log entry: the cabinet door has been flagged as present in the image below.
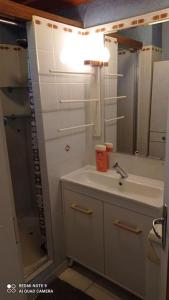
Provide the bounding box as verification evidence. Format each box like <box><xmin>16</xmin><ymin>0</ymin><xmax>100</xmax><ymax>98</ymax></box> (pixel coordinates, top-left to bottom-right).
<box><xmin>63</xmin><ymin>189</ymin><xmax>104</xmax><ymax>273</ymax></box>
<box><xmin>150</xmin><ymin>61</ymin><xmax>169</xmax><ymax>132</ymax></box>
<box><xmin>104</xmin><ymin>203</ymin><xmax>153</xmax><ymax>298</ymax></box>
<box><xmin>149</xmin><ymin>141</ymin><xmax>166</xmax><ymax>160</ymax></box>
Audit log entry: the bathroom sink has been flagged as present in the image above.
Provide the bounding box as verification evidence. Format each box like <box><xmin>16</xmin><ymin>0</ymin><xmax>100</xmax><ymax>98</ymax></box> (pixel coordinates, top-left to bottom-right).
<box><xmin>74</xmin><ymin>170</ymin><xmax>162</xmax><ymax>198</ymax></box>
<box><xmin>61</xmin><ymin>165</ymin><xmax>164</xmax><ymax>209</ymax></box>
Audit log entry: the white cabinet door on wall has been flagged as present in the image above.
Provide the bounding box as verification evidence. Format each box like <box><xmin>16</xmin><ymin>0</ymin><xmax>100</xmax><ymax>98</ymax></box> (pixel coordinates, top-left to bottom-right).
<box><xmin>137</xmin><ymin>46</ymin><xmax>162</xmax><ymax>156</ymax></box>
<box><xmin>104</xmin><ymin>203</ymin><xmax>153</xmax><ymax>298</ymax></box>
<box><xmin>149</xmin><ymin>132</ymin><xmax>166</xmax><ymax>160</ymax></box>
<box><xmin>150</xmin><ymin>61</ymin><xmax>169</xmax><ymax>133</ymax></box>
<box><xmin>149</xmin><ymin>61</ymin><xmax>169</xmax><ymax>159</ymax></box>
<box><xmin>63</xmin><ymin>189</ymin><xmax>104</xmax><ymax>273</ymax></box>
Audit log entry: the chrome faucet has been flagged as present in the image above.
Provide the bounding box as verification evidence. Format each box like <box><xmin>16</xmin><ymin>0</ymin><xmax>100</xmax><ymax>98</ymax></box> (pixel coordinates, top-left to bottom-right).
<box><xmin>112</xmin><ymin>161</ymin><xmax>128</xmax><ymax>179</ymax></box>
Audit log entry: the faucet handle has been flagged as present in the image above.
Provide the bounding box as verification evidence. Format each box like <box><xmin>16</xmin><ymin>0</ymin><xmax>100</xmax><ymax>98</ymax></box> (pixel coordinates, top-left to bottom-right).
<box><xmin>112</xmin><ymin>161</ymin><xmax>118</xmax><ymax>168</ymax></box>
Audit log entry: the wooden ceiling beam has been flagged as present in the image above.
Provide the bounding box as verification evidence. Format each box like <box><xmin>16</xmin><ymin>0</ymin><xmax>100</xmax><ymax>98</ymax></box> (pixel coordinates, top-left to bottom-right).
<box><xmin>61</xmin><ymin>0</ymin><xmax>93</xmax><ymax>6</ymax></box>
<box><xmin>108</xmin><ymin>33</ymin><xmax>143</xmax><ymax>50</ymax></box>
<box><xmin>19</xmin><ymin>0</ymin><xmax>76</xmax><ymax>11</ymax></box>
<box><xmin>22</xmin><ymin>0</ymin><xmax>37</xmax><ymax>4</ymax></box>
<box><xmin>14</xmin><ymin>0</ymin><xmax>93</xmax><ymax>10</ymax></box>
<box><xmin>0</xmin><ymin>0</ymin><xmax>84</xmax><ymax>27</ymax></box>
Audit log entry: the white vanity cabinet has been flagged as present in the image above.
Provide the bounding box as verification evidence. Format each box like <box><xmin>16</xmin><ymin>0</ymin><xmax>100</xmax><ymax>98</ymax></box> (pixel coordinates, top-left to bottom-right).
<box><xmin>62</xmin><ymin>185</ymin><xmax>156</xmax><ymax>298</ymax></box>
<box><xmin>63</xmin><ymin>189</ymin><xmax>104</xmax><ymax>273</ymax></box>
<box><xmin>104</xmin><ymin>203</ymin><xmax>153</xmax><ymax>298</ymax></box>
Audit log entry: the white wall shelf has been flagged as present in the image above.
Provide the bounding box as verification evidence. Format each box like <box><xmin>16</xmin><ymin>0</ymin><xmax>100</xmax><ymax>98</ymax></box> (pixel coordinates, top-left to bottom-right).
<box><xmin>104</xmin><ymin>73</ymin><xmax>124</xmax><ymax>78</ymax></box>
<box><xmin>58</xmin><ymin>123</ymin><xmax>94</xmax><ymax>133</ymax></box>
<box><xmin>104</xmin><ymin>96</ymin><xmax>127</xmax><ymax>101</ymax></box>
<box><xmin>59</xmin><ymin>99</ymin><xmax>99</xmax><ymax>103</ymax></box>
<box><xmin>49</xmin><ymin>69</ymin><xmax>94</xmax><ymax>76</ymax></box>
<box><xmin>105</xmin><ymin>116</ymin><xmax>125</xmax><ymax>123</ymax></box>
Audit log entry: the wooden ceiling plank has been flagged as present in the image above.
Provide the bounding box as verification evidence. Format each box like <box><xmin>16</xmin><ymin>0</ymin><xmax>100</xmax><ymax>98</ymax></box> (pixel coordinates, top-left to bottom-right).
<box><xmin>63</xmin><ymin>0</ymin><xmax>93</xmax><ymax>6</ymax></box>
<box><xmin>0</xmin><ymin>0</ymin><xmax>84</xmax><ymax>27</ymax></box>
<box><xmin>14</xmin><ymin>0</ymin><xmax>93</xmax><ymax>10</ymax></box>
<box><xmin>22</xmin><ymin>0</ymin><xmax>38</xmax><ymax>4</ymax></box>
<box><xmin>20</xmin><ymin>0</ymin><xmax>73</xmax><ymax>11</ymax></box>
<box><xmin>108</xmin><ymin>33</ymin><xmax>143</xmax><ymax>50</ymax></box>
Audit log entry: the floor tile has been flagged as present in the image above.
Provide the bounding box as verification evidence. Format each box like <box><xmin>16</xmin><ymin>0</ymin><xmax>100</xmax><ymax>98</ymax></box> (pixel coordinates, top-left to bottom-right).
<box><xmin>86</xmin><ymin>283</ymin><xmax>121</xmax><ymax>300</ymax></box>
<box><xmin>18</xmin><ymin>215</ymin><xmax>46</xmax><ymax>274</ymax></box>
<box><xmin>59</xmin><ymin>268</ymin><xmax>93</xmax><ymax>291</ymax></box>
<box><xmin>94</xmin><ymin>275</ymin><xmax>140</xmax><ymax>300</ymax></box>
<box><xmin>73</xmin><ymin>264</ymin><xmax>99</xmax><ymax>282</ymax></box>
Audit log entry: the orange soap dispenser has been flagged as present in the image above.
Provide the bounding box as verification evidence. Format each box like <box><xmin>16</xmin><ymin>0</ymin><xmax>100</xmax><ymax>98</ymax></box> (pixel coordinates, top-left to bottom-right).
<box><xmin>95</xmin><ymin>145</ymin><xmax>108</xmax><ymax>172</ymax></box>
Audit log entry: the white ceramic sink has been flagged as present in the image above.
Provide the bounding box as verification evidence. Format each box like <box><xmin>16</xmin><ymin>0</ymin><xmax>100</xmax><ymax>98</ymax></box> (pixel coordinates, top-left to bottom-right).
<box><xmin>61</xmin><ymin>166</ymin><xmax>164</xmax><ymax>209</ymax></box>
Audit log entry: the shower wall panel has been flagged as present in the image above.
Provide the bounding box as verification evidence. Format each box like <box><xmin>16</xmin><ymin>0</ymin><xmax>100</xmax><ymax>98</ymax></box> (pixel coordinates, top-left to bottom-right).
<box><xmin>4</xmin><ymin>118</ymin><xmax>36</xmax><ymax>217</ymax></box>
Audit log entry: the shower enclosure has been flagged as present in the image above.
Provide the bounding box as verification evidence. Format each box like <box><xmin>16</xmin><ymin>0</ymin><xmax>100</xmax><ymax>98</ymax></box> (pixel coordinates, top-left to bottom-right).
<box><xmin>0</xmin><ymin>23</ymin><xmax>50</xmax><ymax>278</ymax></box>
<box><xmin>2</xmin><ymin>88</ymin><xmax>47</xmax><ymax>277</ymax></box>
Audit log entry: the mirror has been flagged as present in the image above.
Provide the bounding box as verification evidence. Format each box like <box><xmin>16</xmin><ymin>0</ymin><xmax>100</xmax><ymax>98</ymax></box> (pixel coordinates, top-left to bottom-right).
<box><xmin>104</xmin><ymin>21</ymin><xmax>169</xmax><ymax>160</ymax></box>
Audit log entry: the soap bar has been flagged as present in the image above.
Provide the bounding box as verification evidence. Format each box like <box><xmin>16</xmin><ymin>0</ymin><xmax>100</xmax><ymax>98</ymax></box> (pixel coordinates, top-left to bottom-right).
<box><xmin>95</xmin><ymin>145</ymin><xmax>108</xmax><ymax>172</ymax></box>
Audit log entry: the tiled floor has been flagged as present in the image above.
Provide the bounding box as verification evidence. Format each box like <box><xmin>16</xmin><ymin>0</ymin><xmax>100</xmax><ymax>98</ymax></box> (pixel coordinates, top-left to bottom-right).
<box><xmin>59</xmin><ymin>265</ymin><xmax>141</xmax><ymax>300</ymax></box>
<box><xmin>18</xmin><ymin>215</ymin><xmax>47</xmax><ymax>276</ymax></box>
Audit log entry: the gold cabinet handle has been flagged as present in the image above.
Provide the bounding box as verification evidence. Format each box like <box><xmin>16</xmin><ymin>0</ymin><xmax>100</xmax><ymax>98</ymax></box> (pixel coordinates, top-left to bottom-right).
<box><xmin>71</xmin><ymin>203</ymin><xmax>93</xmax><ymax>215</ymax></box>
<box><xmin>113</xmin><ymin>219</ymin><xmax>142</xmax><ymax>234</ymax></box>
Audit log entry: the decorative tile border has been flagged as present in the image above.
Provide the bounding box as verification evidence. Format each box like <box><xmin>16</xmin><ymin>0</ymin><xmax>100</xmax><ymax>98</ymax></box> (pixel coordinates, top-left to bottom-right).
<box><xmin>28</xmin><ymin>78</ymin><xmax>47</xmax><ymax>251</ymax></box>
<box><xmin>105</xmin><ymin>38</ymin><xmax>112</xmax><ymax>43</ymax></box>
<box><xmin>35</xmin><ymin>19</ymin><xmax>41</xmax><ymax>25</ymax></box>
<box><xmin>95</xmin><ymin>27</ymin><xmax>106</xmax><ymax>33</ymax></box>
<box><xmin>141</xmin><ymin>45</ymin><xmax>162</xmax><ymax>52</ymax></box>
<box><xmin>0</xmin><ymin>45</ymin><xmax>22</xmax><ymax>51</ymax></box>
<box><xmin>88</xmin><ymin>8</ymin><xmax>169</xmax><ymax>34</ymax></box>
<box><xmin>34</xmin><ymin>7</ymin><xmax>169</xmax><ymax>38</ymax></box>
<box><xmin>63</xmin><ymin>27</ymin><xmax>73</xmax><ymax>32</ymax></box>
<box><xmin>118</xmin><ymin>45</ymin><xmax>162</xmax><ymax>55</ymax></box>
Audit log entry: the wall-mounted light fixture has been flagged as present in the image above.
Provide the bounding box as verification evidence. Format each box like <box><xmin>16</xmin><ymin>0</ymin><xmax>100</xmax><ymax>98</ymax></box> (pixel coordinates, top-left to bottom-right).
<box><xmin>84</xmin><ymin>60</ymin><xmax>108</xmax><ymax>67</ymax></box>
<box><xmin>84</xmin><ymin>46</ymin><xmax>110</xmax><ymax>67</ymax></box>
<box><xmin>60</xmin><ymin>34</ymin><xmax>86</xmax><ymax>70</ymax></box>
<box><xmin>60</xmin><ymin>31</ymin><xmax>110</xmax><ymax>69</ymax></box>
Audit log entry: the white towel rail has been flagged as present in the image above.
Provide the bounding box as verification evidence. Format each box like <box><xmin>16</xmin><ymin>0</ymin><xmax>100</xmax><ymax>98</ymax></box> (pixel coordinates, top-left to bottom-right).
<box><xmin>58</xmin><ymin>123</ymin><xmax>94</xmax><ymax>133</ymax></box>
<box><xmin>104</xmin><ymin>96</ymin><xmax>127</xmax><ymax>100</ymax></box>
<box><xmin>105</xmin><ymin>116</ymin><xmax>125</xmax><ymax>123</ymax></box>
<box><xmin>104</xmin><ymin>73</ymin><xmax>124</xmax><ymax>78</ymax></box>
<box><xmin>59</xmin><ymin>99</ymin><xmax>99</xmax><ymax>103</ymax></box>
<box><xmin>49</xmin><ymin>69</ymin><xmax>94</xmax><ymax>76</ymax></box>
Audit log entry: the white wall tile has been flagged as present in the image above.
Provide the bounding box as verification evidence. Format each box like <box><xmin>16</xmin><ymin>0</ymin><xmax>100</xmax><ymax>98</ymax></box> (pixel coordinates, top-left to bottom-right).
<box><xmin>42</xmin><ymin>109</ymin><xmax>86</xmax><ymax>140</ymax></box>
<box><xmin>28</xmin><ymin>18</ymin><xmax>103</xmax><ymax>268</ymax></box>
<box><xmin>37</xmin><ymin>50</ymin><xmax>54</xmax><ymax>75</ymax></box>
<box><xmin>45</xmin><ymin>132</ymin><xmax>87</xmax><ymax>164</ymax></box>
<box><xmin>34</xmin><ymin>22</ymin><xmax>54</xmax><ymax>51</ymax></box>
